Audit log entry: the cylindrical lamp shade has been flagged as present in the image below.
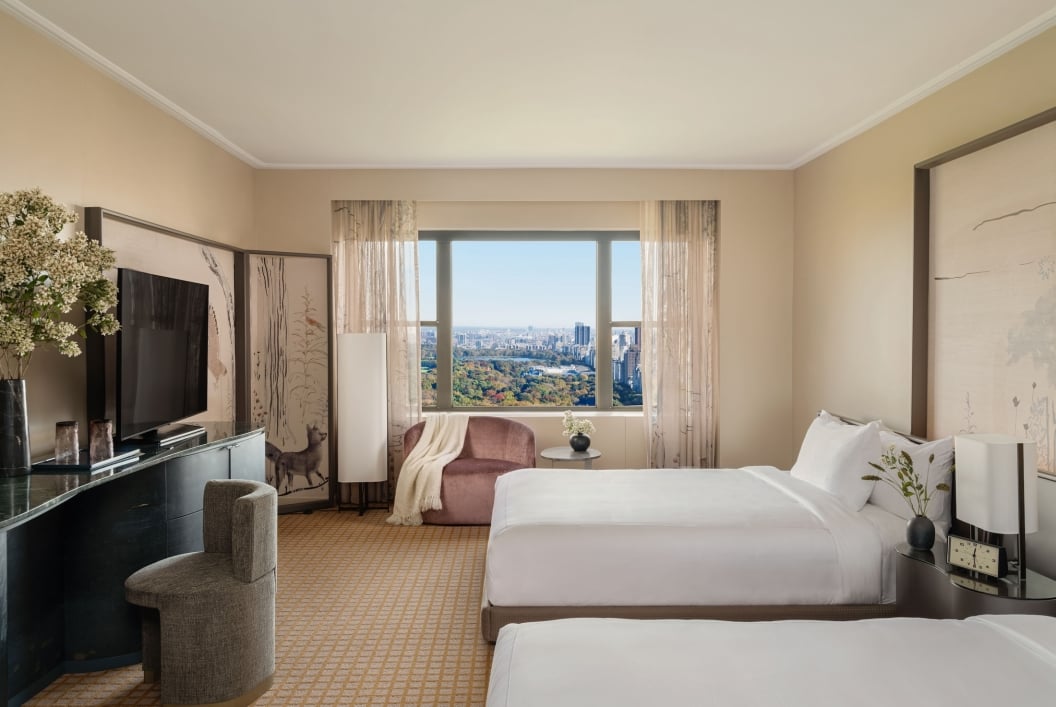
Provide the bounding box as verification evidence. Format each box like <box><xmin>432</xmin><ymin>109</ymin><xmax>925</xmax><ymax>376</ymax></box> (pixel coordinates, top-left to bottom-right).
<box><xmin>954</xmin><ymin>434</ymin><xmax>1038</xmax><ymax>534</ymax></box>
<box><xmin>337</xmin><ymin>333</ymin><xmax>388</xmax><ymax>483</ymax></box>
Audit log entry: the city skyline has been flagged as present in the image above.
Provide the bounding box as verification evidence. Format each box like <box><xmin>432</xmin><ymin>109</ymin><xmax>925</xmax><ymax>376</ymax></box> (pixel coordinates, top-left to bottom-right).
<box><xmin>427</xmin><ymin>323</ymin><xmax>640</xmax><ymax>346</ymax></box>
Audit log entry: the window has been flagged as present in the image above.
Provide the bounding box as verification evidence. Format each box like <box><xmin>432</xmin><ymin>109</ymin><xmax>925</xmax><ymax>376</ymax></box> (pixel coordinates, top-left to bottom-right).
<box><xmin>420</xmin><ymin>231</ymin><xmax>641</xmax><ymax>410</ymax></box>
<box><xmin>611</xmin><ymin>240</ymin><xmax>643</xmax><ymax>407</ymax></box>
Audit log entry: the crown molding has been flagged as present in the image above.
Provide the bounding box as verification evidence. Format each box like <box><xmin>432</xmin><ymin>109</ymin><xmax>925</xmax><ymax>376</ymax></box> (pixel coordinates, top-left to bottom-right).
<box><xmin>5</xmin><ymin>0</ymin><xmax>1054</xmax><ymax>172</ymax></box>
<box><xmin>0</xmin><ymin>0</ymin><xmax>264</xmax><ymax>168</ymax></box>
<box><xmin>257</xmin><ymin>161</ymin><xmax>792</xmax><ymax>171</ymax></box>
<box><xmin>790</xmin><ymin>8</ymin><xmax>1056</xmax><ymax>169</ymax></box>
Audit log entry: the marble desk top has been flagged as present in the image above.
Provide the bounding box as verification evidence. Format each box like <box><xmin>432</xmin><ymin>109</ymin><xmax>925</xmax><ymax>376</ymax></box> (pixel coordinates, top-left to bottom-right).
<box><xmin>0</xmin><ymin>421</ymin><xmax>262</xmax><ymax>530</ymax></box>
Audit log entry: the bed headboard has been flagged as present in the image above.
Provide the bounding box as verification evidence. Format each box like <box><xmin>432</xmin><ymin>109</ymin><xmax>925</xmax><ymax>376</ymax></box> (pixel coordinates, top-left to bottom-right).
<box><xmin>828</xmin><ymin>412</ymin><xmax>928</xmax><ymax>445</ymax></box>
<box><xmin>826</xmin><ymin>411</ymin><xmax>955</xmax><ymax>525</ymax></box>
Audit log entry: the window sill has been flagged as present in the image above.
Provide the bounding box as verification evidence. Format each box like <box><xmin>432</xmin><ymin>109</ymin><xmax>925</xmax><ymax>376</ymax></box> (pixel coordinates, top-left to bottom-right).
<box><xmin>422</xmin><ymin>409</ymin><xmax>643</xmax><ymax>418</ymax></box>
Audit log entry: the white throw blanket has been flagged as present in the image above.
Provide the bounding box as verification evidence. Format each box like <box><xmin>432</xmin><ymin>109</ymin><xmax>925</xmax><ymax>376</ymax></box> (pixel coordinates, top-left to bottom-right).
<box><xmin>387</xmin><ymin>413</ymin><xmax>469</xmax><ymax>526</ymax></box>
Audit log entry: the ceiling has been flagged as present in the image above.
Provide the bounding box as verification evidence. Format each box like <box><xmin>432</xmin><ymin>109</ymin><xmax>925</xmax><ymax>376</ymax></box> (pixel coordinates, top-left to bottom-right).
<box><xmin>5</xmin><ymin>0</ymin><xmax>1056</xmax><ymax>169</ymax></box>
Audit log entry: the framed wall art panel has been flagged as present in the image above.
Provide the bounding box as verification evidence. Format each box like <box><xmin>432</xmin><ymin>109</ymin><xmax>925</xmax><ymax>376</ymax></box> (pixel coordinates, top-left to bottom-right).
<box><xmin>84</xmin><ymin>208</ymin><xmax>243</xmax><ymax>428</ymax></box>
<box><xmin>913</xmin><ymin>107</ymin><xmax>1056</xmax><ymax>478</ymax></box>
<box><xmin>246</xmin><ymin>251</ymin><xmax>334</xmax><ymax>512</ymax></box>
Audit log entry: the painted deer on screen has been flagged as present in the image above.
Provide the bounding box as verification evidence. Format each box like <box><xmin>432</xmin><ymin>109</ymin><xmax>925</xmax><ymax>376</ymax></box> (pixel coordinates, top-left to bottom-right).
<box><xmin>273</xmin><ymin>424</ymin><xmax>328</xmax><ymax>493</ymax></box>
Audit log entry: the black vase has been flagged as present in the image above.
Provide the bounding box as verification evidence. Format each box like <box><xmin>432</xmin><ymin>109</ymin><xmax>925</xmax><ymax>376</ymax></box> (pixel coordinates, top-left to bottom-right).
<box><xmin>569</xmin><ymin>434</ymin><xmax>590</xmax><ymax>452</ymax></box>
<box><xmin>906</xmin><ymin>515</ymin><xmax>935</xmax><ymax>550</ymax></box>
<box><xmin>0</xmin><ymin>379</ymin><xmax>31</xmax><ymax>477</ymax></box>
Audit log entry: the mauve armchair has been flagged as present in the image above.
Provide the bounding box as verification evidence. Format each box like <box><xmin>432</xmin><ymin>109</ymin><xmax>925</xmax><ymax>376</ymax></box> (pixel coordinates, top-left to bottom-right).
<box><xmin>405</xmin><ymin>416</ymin><xmax>536</xmax><ymax>525</ymax></box>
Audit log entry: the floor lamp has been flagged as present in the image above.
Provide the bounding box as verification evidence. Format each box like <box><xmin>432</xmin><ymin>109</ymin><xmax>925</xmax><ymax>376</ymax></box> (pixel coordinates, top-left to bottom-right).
<box><xmin>337</xmin><ymin>333</ymin><xmax>389</xmax><ymax>514</ymax></box>
<box><xmin>954</xmin><ymin>434</ymin><xmax>1039</xmax><ymax>582</ymax></box>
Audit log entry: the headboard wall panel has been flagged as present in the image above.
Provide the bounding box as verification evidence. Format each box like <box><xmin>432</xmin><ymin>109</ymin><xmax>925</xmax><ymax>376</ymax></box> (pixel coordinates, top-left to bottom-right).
<box><xmin>913</xmin><ymin>107</ymin><xmax>1056</xmax><ymax>478</ymax></box>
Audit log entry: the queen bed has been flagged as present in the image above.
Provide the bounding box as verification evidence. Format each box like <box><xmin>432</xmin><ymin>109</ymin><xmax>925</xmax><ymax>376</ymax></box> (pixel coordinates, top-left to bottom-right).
<box><xmin>486</xmin><ymin>614</ymin><xmax>1056</xmax><ymax>706</ymax></box>
<box><xmin>480</xmin><ymin>412</ymin><xmax>955</xmax><ymax>641</ymax></box>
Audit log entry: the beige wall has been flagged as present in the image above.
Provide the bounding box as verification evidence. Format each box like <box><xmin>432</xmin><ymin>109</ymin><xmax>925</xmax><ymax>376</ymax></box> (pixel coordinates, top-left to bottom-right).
<box><xmin>0</xmin><ymin>14</ymin><xmax>255</xmax><ymax>456</ymax></box>
<box><xmin>6</xmin><ymin>1</ymin><xmax>1055</xmax><ymax>570</ymax></box>
<box><xmin>9</xmin><ymin>3</ymin><xmax>1051</xmax><ymax>505</ymax></box>
<box><xmin>793</xmin><ymin>26</ymin><xmax>1056</xmax><ymax>438</ymax></box>
<box><xmin>2</xmin><ymin>12</ymin><xmax>798</xmax><ymax>470</ymax></box>
<box><xmin>255</xmin><ymin>169</ymin><xmax>797</xmax><ymax>468</ymax></box>
<box><xmin>793</xmin><ymin>27</ymin><xmax>1056</xmax><ymax>575</ymax></box>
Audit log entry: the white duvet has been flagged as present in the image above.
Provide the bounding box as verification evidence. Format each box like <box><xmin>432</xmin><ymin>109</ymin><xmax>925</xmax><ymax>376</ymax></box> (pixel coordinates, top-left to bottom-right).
<box><xmin>486</xmin><ymin>467</ymin><xmax>905</xmax><ymax>607</ymax></box>
<box><xmin>488</xmin><ymin>615</ymin><xmax>1056</xmax><ymax>706</ymax></box>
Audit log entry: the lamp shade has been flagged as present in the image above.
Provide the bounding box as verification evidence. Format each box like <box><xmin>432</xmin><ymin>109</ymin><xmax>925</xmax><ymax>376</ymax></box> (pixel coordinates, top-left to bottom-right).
<box><xmin>337</xmin><ymin>333</ymin><xmax>388</xmax><ymax>483</ymax></box>
<box><xmin>954</xmin><ymin>434</ymin><xmax>1038</xmax><ymax>534</ymax></box>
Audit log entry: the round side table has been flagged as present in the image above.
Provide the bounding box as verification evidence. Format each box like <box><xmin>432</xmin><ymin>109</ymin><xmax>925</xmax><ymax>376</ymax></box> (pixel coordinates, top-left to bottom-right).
<box><xmin>540</xmin><ymin>446</ymin><xmax>601</xmax><ymax>469</ymax></box>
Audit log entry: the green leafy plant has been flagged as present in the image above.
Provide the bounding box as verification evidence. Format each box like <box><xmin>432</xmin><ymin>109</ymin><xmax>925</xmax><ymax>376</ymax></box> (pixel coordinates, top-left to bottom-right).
<box><xmin>863</xmin><ymin>445</ymin><xmax>950</xmax><ymax>517</ymax></box>
<box><xmin>0</xmin><ymin>188</ymin><xmax>118</xmax><ymax>379</ymax></box>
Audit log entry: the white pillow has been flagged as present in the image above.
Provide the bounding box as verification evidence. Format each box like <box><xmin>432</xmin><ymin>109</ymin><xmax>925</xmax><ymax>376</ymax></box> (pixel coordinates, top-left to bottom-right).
<box><xmin>790</xmin><ymin>413</ymin><xmax>881</xmax><ymax>511</ymax></box>
<box><xmin>868</xmin><ymin>432</ymin><xmax>954</xmax><ymax>523</ymax></box>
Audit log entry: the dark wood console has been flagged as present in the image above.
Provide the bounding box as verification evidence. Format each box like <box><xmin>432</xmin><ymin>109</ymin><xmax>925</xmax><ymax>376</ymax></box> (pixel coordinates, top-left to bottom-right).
<box><xmin>0</xmin><ymin>423</ymin><xmax>264</xmax><ymax>706</ymax></box>
<box><xmin>896</xmin><ymin>541</ymin><xmax>1056</xmax><ymax>619</ymax></box>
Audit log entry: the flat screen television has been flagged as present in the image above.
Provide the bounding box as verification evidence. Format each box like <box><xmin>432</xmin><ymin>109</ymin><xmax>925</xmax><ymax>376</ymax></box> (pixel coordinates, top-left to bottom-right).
<box><xmin>113</xmin><ymin>268</ymin><xmax>209</xmax><ymax>443</ymax></box>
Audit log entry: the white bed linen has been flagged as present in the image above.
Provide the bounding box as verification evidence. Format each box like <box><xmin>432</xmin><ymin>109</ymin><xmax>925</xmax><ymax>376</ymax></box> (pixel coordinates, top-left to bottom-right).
<box><xmin>486</xmin><ymin>467</ymin><xmax>904</xmax><ymax>607</ymax></box>
<box><xmin>488</xmin><ymin>615</ymin><xmax>1056</xmax><ymax>707</ymax></box>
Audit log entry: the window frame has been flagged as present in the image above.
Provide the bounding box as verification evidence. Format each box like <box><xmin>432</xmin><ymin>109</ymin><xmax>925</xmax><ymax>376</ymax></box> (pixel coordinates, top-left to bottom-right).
<box><xmin>419</xmin><ymin>230</ymin><xmax>641</xmax><ymax>411</ymax></box>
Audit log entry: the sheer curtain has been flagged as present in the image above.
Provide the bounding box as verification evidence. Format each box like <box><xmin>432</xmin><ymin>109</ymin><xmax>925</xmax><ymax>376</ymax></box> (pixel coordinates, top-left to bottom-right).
<box><xmin>640</xmin><ymin>200</ymin><xmax>718</xmax><ymax>468</ymax></box>
<box><xmin>332</xmin><ymin>201</ymin><xmax>421</xmax><ymax>495</ymax></box>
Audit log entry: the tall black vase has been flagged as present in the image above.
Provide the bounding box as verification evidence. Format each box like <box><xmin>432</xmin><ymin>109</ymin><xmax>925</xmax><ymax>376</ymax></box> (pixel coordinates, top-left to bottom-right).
<box><xmin>0</xmin><ymin>379</ymin><xmax>31</xmax><ymax>477</ymax></box>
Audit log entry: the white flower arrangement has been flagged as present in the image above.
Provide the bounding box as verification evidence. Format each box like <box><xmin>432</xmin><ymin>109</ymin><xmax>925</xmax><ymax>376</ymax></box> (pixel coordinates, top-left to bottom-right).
<box><xmin>0</xmin><ymin>188</ymin><xmax>119</xmax><ymax>379</ymax></box>
<box><xmin>561</xmin><ymin>410</ymin><xmax>595</xmax><ymax>437</ymax></box>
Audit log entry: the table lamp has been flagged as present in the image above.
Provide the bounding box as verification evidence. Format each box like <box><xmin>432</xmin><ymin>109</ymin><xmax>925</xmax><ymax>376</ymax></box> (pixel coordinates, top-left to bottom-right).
<box><xmin>954</xmin><ymin>434</ymin><xmax>1038</xmax><ymax>581</ymax></box>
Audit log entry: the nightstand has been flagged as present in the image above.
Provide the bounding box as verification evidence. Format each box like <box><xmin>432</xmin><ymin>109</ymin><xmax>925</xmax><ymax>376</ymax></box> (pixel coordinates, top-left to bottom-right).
<box><xmin>540</xmin><ymin>446</ymin><xmax>602</xmax><ymax>469</ymax></box>
<box><xmin>896</xmin><ymin>541</ymin><xmax>1056</xmax><ymax>619</ymax></box>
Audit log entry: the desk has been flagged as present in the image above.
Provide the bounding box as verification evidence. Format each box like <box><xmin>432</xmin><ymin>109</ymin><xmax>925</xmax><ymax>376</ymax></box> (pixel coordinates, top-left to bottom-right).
<box><xmin>540</xmin><ymin>446</ymin><xmax>601</xmax><ymax>469</ymax></box>
<box><xmin>0</xmin><ymin>423</ymin><xmax>264</xmax><ymax>706</ymax></box>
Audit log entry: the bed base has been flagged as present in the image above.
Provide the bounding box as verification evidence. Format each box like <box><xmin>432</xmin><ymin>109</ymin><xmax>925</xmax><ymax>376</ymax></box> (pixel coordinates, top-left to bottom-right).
<box><xmin>480</xmin><ymin>584</ymin><xmax>895</xmax><ymax>642</ymax></box>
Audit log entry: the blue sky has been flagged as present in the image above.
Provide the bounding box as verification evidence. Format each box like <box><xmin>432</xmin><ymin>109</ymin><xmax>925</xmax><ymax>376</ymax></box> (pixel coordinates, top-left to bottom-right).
<box><xmin>418</xmin><ymin>241</ymin><xmax>640</xmax><ymax>328</ymax></box>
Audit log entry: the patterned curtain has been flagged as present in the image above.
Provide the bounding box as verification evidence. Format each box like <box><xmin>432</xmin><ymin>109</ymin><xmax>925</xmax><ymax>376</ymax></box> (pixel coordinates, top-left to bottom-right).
<box><xmin>332</xmin><ymin>201</ymin><xmax>421</xmax><ymax>497</ymax></box>
<box><xmin>640</xmin><ymin>200</ymin><xmax>718</xmax><ymax>468</ymax></box>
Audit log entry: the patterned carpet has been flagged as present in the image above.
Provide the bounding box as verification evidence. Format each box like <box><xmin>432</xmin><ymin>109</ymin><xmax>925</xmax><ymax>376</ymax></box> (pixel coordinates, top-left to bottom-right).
<box><xmin>28</xmin><ymin>509</ymin><xmax>494</xmax><ymax>706</ymax></box>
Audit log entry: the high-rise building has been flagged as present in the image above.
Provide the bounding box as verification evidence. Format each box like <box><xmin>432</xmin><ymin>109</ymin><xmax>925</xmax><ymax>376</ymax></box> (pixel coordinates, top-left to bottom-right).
<box><xmin>574</xmin><ymin>321</ymin><xmax>591</xmax><ymax>346</ymax></box>
<box><xmin>622</xmin><ymin>346</ymin><xmax>640</xmax><ymax>385</ymax></box>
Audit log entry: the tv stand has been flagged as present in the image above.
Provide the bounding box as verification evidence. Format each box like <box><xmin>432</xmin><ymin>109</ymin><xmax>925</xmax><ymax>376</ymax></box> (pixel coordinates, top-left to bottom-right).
<box><xmin>129</xmin><ymin>423</ymin><xmax>206</xmax><ymax>448</ymax></box>
<box><xmin>2</xmin><ymin>423</ymin><xmax>264</xmax><ymax>705</ymax></box>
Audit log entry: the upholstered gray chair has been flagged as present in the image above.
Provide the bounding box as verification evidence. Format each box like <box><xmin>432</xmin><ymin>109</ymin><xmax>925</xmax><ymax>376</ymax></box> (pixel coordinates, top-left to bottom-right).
<box><xmin>406</xmin><ymin>416</ymin><xmax>536</xmax><ymax>525</ymax></box>
<box><xmin>125</xmin><ymin>479</ymin><xmax>277</xmax><ymax>706</ymax></box>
